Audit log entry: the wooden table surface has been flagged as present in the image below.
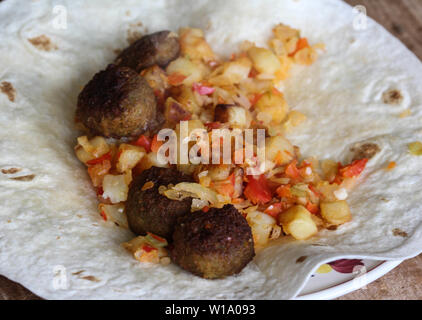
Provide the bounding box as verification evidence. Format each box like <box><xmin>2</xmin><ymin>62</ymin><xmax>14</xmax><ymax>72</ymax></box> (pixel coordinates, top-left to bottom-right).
<box><xmin>1</xmin><ymin>0</ymin><xmax>422</xmax><ymax>300</ymax></box>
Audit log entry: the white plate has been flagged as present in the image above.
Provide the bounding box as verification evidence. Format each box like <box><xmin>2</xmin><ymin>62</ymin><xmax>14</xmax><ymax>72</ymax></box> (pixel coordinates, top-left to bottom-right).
<box><xmin>296</xmin><ymin>259</ymin><xmax>402</xmax><ymax>300</ymax></box>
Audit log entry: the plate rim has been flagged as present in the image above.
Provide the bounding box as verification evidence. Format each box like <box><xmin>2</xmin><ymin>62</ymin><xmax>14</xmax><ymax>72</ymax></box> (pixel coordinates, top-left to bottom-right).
<box><xmin>295</xmin><ymin>260</ymin><xmax>403</xmax><ymax>300</ymax></box>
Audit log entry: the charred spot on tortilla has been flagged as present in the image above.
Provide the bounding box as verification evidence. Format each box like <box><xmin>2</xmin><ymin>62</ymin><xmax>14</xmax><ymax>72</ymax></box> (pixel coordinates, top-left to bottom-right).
<box><xmin>327</xmin><ymin>225</ymin><xmax>338</xmax><ymax>231</ymax></box>
<box><xmin>80</xmin><ymin>275</ymin><xmax>100</xmax><ymax>282</ymax></box>
<box><xmin>1</xmin><ymin>167</ymin><xmax>21</xmax><ymax>174</ymax></box>
<box><xmin>116</xmin><ymin>30</ymin><xmax>180</xmax><ymax>72</ymax></box>
<box><xmin>28</xmin><ymin>35</ymin><xmax>58</xmax><ymax>51</ymax></box>
<box><xmin>76</xmin><ymin>64</ymin><xmax>157</xmax><ymax>138</ymax></box>
<box><xmin>350</xmin><ymin>142</ymin><xmax>380</xmax><ymax>161</ymax></box>
<box><xmin>10</xmin><ymin>174</ymin><xmax>35</xmax><ymax>181</ymax></box>
<box><xmin>382</xmin><ymin>89</ymin><xmax>404</xmax><ymax>105</ymax></box>
<box><xmin>392</xmin><ymin>228</ymin><xmax>408</xmax><ymax>238</ymax></box>
<box><xmin>0</xmin><ymin>81</ymin><xmax>16</xmax><ymax>102</ymax></box>
<box><xmin>296</xmin><ymin>256</ymin><xmax>307</xmax><ymax>263</ymax></box>
<box><xmin>126</xmin><ymin>21</ymin><xmax>144</xmax><ymax>45</ymax></box>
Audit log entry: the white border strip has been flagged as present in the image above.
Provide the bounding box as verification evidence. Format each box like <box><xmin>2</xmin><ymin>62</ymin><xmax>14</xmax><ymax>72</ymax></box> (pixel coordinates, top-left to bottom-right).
<box><xmin>296</xmin><ymin>260</ymin><xmax>403</xmax><ymax>300</ymax></box>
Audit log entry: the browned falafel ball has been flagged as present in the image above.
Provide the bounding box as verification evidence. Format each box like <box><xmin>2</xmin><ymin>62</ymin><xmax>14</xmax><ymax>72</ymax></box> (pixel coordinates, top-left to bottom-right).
<box><xmin>76</xmin><ymin>64</ymin><xmax>157</xmax><ymax>138</ymax></box>
<box><xmin>169</xmin><ymin>205</ymin><xmax>255</xmax><ymax>279</ymax></box>
<box><xmin>115</xmin><ymin>30</ymin><xmax>180</xmax><ymax>72</ymax></box>
<box><xmin>125</xmin><ymin>166</ymin><xmax>195</xmax><ymax>239</ymax></box>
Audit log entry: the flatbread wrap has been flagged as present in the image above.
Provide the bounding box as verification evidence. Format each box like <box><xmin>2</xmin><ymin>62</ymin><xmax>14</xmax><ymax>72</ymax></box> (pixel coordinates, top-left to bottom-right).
<box><xmin>0</xmin><ymin>0</ymin><xmax>422</xmax><ymax>299</ymax></box>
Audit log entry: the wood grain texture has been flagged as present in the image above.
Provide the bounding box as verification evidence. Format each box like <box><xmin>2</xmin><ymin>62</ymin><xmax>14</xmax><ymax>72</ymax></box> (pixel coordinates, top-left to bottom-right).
<box><xmin>0</xmin><ymin>0</ymin><xmax>421</xmax><ymax>300</ymax></box>
<box><xmin>338</xmin><ymin>255</ymin><xmax>422</xmax><ymax>300</ymax></box>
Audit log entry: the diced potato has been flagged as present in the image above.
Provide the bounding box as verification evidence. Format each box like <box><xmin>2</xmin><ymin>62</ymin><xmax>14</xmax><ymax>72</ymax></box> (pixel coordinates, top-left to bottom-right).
<box><xmin>116</xmin><ymin>144</ymin><xmax>146</xmax><ymax>173</ymax></box>
<box><xmin>143</xmin><ymin>152</ymin><xmax>170</xmax><ymax>170</ymax></box>
<box><xmin>265</xmin><ymin>136</ymin><xmax>295</xmax><ymax>165</ymax></box>
<box><xmin>75</xmin><ymin>136</ymin><xmax>110</xmax><ymax>164</ymax></box>
<box><xmin>175</xmin><ymin>85</ymin><xmax>202</xmax><ymax>115</ymax></box>
<box><xmin>176</xmin><ymin>119</ymin><xmax>205</xmax><ymax>136</ymax></box>
<box><xmin>278</xmin><ymin>205</ymin><xmax>318</xmax><ymax>240</ymax></box>
<box><xmin>246</xmin><ymin>210</ymin><xmax>276</xmax><ymax>247</ymax></box>
<box><xmin>179</xmin><ymin>28</ymin><xmax>216</xmax><ymax>62</ymax></box>
<box><xmin>208</xmin><ymin>164</ymin><xmax>231</xmax><ymax>181</ymax></box>
<box><xmin>214</xmin><ymin>104</ymin><xmax>251</xmax><ymax>128</ymax></box>
<box><xmin>133</xmin><ymin>152</ymin><xmax>169</xmax><ymax>175</ymax></box>
<box><xmin>247</xmin><ymin>47</ymin><xmax>281</xmax><ymax>75</ymax></box>
<box><xmin>85</xmin><ymin>136</ymin><xmax>110</xmax><ymax>157</ymax></box>
<box><xmin>241</xmin><ymin>78</ymin><xmax>273</xmax><ymax>94</ymax></box>
<box><xmin>164</xmin><ymin>97</ymin><xmax>191</xmax><ymax>127</ymax></box>
<box><xmin>269</xmin><ymin>38</ymin><xmax>287</xmax><ymax>57</ymax></box>
<box><xmin>102</xmin><ymin>174</ymin><xmax>129</xmax><ymax>203</ymax></box>
<box><xmin>141</xmin><ymin>65</ymin><xmax>169</xmax><ymax>92</ymax></box>
<box><xmin>176</xmin><ymin>119</ymin><xmax>206</xmax><ymax>155</ymax></box>
<box><xmin>75</xmin><ymin>145</ymin><xmax>95</xmax><ymax>164</ymax></box>
<box><xmin>209</xmin><ymin>57</ymin><xmax>252</xmax><ymax>86</ymax></box>
<box><xmin>224</xmin><ymin>57</ymin><xmax>252</xmax><ymax>82</ymax></box>
<box><xmin>77</xmin><ymin>136</ymin><xmax>92</xmax><ymax>152</ymax></box>
<box><xmin>272</xmin><ymin>23</ymin><xmax>300</xmax><ymax>42</ymax></box>
<box><xmin>198</xmin><ymin>174</ymin><xmax>211</xmax><ymax>187</ymax></box>
<box><xmin>285</xmin><ymin>37</ymin><xmax>299</xmax><ymax>55</ymax></box>
<box><xmin>166</xmin><ymin>57</ymin><xmax>208</xmax><ymax>86</ymax></box>
<box><xmin>255</xmin><ymin>91</ymin><xmax>289</xmax><ymax>124</ymax></box>
<box><xmin>294</xmin><ymin>47</ymin><xmax>318</xmax><ymax>66</ymax></box>
<box><xmin>320</xmin><ymin>201</ymin><xmax>352</xmax><ymax>226</ymax></box>
<box><xmin>283</xmin><ymin>111</ymin><xmax>307</xmax><ymax>132</ymax></box>
<box><xmin>98</xmin><ymin>203</ymin><xmax>128</xmax><ymax>228</ymax></box>
<box><xmin>274</xmin><ymin>55</ymin><xmax>292</xmax><ymax>81</ymax></box>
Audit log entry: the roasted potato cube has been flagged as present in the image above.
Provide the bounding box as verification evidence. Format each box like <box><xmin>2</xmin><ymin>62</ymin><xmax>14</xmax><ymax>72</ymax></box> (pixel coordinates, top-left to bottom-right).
<box><xmin>209</xmin><ymin>56</ymin><xmax>252</xmax><ymax>86</ymax></box>
<box><xmin>175</xmin><ymin>85</ymin><xmax>202</xmax><ymax>115</ymax></box>
<box><xmin>214</xmin><ymin>104</ymin><xmax>251</xmax><ymax>128</ymax></box>
<box><xmin>247</xmin><ymin>47</ymin><xmax>281</xmax><ymax>75</ymax></box>
<box><xmin>320</xmin><ymin>201</ymin><xmax>352</xmax><ymax>226</ymax></box>
<box><xmin>166</xmin><ymin>57</ymin><xmax>208</xmax><ymax>86</ymax></box>
<box><xmin>255</xmin><ymin>91</ymin><xmax>289</xmax><ymax>124</ymax></box>
<box><xmin>265</xmin><ymin>135</ymin><xmax>294</xmax><ymax>165</ymax></box>
<box><xmin>102</xmin><ymin>174</ymin><xmax>129</xmax><ymax>203</ymax></box>
<box><xmin>75</xmin><ymin>145</ymin><xmax>95</xmax><ymax>164</ymax></box>
<box><xmin>246</xmin><ymin>210</ymin><xmax>277</xmax><ymax>247</ymax></box>
<box><xmin>272</xmin><ymin>23</ymin><xmax>300</xmax><ymax>43</ymax></box>
<box><xmin>141</xmin><ymin>65</ymin><xmax>169</xmax><ymax>92</ymax></box>
<box><xmin>278</xmin><ymin>205</ymin><xmax>318</xmax><ymax>240</ymax></box>
<box><xmin>76</xmin><ymin>136</ymin><xmax>110</xmax><ymax>160</ymax></box>
<box><xmin>208</xmin><ymin>164</ymin><xmax>231</xmax><ymax>181</ymax></box>
<box><xmin>179</xmin><ymin>28</ymin><xmax>216</xmax><ymax>62</ymax></box>
<box><xmin>116</xmin><ymin>144</ymin><xmax>146</xmax><ymax>173</ymax></box>
<box><xmin>283</xmin><ymin>111</ymin><xmax>307</xmax><ymax>133</ymax></box>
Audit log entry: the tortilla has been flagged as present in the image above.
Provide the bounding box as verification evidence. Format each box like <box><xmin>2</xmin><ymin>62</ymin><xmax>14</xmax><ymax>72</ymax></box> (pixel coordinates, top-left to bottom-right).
<box><xmin>0</xmin><ymin>0</ymin><xmax>421</xmax><ymax>299</ymax></box>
